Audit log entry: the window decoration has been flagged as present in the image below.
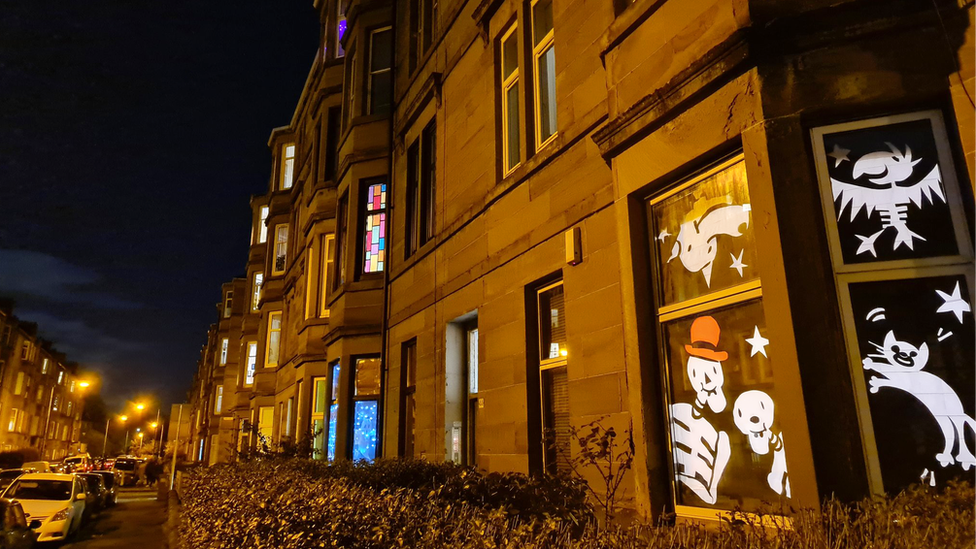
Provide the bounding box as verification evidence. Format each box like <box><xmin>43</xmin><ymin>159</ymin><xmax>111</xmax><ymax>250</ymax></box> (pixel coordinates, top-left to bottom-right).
<box><xmin>328</xmin><ymin>362</ymin><xmax>340</xmax><ymax>460</ymax></box>
<box><xmin>352</xmin><ymin>357</ymin><xmax>381</xmax><ymax>461</ymax></box>
<box><xmin>312</xmin><ymin>377</ymin><xmax>327</xmax><ymax>459</ymax></box>
<box><xmin>848</xmin><ymin>275</ymin><xmax>974</xmax><ymax>490</ymax></box>
<box><xmin>336</xmin><ymin>6</ymin><xmax>347</xmax><ymax>57</ymax></box>
<box><xmin>649</xmin><ymin>155</ymin><xmax>790</xmax><ymax>513</ymax></box>
<box><xmin>812</xmin><ymin>111</ymin><xmax>974</xmax><ymax>494</ymax></box>
<box><xmin>362</xmin><ymin>182</ymin><xmax>388</xmax><ymax>274</ymax></box>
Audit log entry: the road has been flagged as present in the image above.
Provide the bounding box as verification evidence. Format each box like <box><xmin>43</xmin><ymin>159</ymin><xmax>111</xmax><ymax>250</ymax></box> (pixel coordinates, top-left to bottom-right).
<box><xmin>58</xmin><ymin>486</ymin><xmax>168</xmax><ymax>549</ymax></box>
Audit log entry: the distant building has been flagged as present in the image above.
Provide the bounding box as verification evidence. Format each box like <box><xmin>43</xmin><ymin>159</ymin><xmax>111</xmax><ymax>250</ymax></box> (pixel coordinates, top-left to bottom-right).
<box><xmin>0</xmin><ymin>302</ymin><xmax>88</xmax><ymax>461</ymax></box>
<box><xmin>186</xmin><ymin>0</ymin><xmax>975</xmax><ymax>520</ymax></box>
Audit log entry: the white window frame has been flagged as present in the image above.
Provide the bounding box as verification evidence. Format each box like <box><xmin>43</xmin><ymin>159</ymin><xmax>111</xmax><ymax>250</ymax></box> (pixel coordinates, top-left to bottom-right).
<box><xmin>220</xmin><ymin>338</ymin><xmax>229</xmax><ymax>366</ymax></box>
<box><xmin>531</xmin><ymin>0</ymin><xmax>556</xmax><ymax>149</ymax></box>
<box><xmin>501</xmin><ymin>25</ymin><xmax>521</xmax><ymax>175</ymax></box>
<box><xmin>273</xmin><ymin>225</ymin><xmax>289</xmax><ymax>276</ymax></box>
<box><xmin>367</xmin><ymin>27</ymin><xmax>392</xmax><ymax>115</ymax></box>
<box><xmin>265</xmin><ymin>311</ymin><xmax>283</xmax><ymax>368</ymax></box>
<box><xmin>258</xmin><ymin>206</ymin><xmax>270</xmax><ymax>244</ymax></box>
<box><xmin>280</xmin><ymin>143</ymin><xmax>295</xmax><ymax>190</ymax></box>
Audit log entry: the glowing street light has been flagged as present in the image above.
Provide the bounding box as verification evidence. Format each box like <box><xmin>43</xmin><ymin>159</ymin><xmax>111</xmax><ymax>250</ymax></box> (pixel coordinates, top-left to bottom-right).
<box><xmin>120</xmin><ymin>415</ymin><xmax>128</xmax><ymax>422</ymax></box>
<box><xmin>79</xmin><ymin>381</ymin><xmax>91</xmax><ymax>388</ymax></box>
<box><xmin>151</xmin><ymin>422</ymin><xmax>158</xmax><ymax>429</ymax></box>
<box><xmin>136</xmin><ymin>403</ymin><xmax>145</xmax><ymax>411</ymax></box>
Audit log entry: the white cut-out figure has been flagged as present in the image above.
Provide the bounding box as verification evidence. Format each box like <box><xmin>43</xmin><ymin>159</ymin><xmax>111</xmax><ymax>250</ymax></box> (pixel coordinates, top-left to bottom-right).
<box><xmin>831</xmin><ymin>143</ymin><xmax>945</xmax><ymax>255</ymax></box>
<box><xmin>667</xmin><ymin>202</ymin><xmax>751</xmax><ymax>287</ymax></box>
<box><xmin>733</xmin><ymin>390</ymin><xmax>791</xmax><ymax>498</ymax></box>
<box><xmin>671</xmin><ymin>316</ymin><xmax>731</xmax><ymax>504</ymax></box>
<box><xmin>863</xmin><ymin>330</ymin><xmax>976</xmax><ymax>470</ymax></box>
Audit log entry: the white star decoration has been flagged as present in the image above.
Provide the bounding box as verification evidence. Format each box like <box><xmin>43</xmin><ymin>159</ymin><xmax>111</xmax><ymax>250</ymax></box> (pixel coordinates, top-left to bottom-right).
<box><xmin>729</xmin><ymin>249</ymin><xmax>747</xmax><ymax>277</ymax></box>
<box><xmin>745</xmin><ymin>326</ymin><xmax>769</xmax><ymax>358</ymax></box>
<box><xmin>657</xmin><ymin>229</ymin><xmax>671</xmax><ymax>242</ymax></box>
<box><xmin>936</xmin><ymin>282</ymin><xmax>971</xmax><ymax>323</ymax></box>
<box><xmin>827</xmin><ymin>144</ymin><xmax>850</xmax><ymax>168</ymax></box>
<box><xmin>855</xmin><ymin>230</ymin><xmax>882</xmax><ymax>257</ymax></box>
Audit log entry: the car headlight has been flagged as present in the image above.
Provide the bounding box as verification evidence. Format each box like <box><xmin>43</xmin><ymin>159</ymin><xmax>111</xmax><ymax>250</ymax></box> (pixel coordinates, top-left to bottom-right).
<box><xmin>51</xmin><ymin>507</ymin><xmax>70</xmax><ymax>522</ymax></box>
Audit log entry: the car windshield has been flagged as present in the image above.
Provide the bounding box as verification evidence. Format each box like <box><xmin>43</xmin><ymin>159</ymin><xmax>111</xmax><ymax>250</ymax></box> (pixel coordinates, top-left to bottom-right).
<box><xmin>5</xmin><ymin>480</ymin><xmax>72</xmax><ymax>501</ymax></box>
<box><xmin>65</xmin><ymin>458</ymin><xmax>82</xmax><ymax>464</ymax></box>
<box><xmin>114</xmin><ymin>460</ymin><xmax>136</xmax><ymax>471</ymax></box>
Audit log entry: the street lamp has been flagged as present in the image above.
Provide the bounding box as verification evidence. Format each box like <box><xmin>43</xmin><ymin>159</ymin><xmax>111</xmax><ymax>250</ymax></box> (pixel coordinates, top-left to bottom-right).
<box><xmin>103</xmin><ymin>414</ymin><xmax>127</xmax><ymax>458</ymax></box>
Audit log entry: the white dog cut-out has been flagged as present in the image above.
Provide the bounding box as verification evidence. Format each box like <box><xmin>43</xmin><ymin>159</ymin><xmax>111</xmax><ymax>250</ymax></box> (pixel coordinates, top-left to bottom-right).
<box><xmin>667</xmin><ymin>202</ymin><xmax>751</xmax><ymax>287</ymax></box>
<box><xmin>733</xmin><ymin>390</ymin><xmax>791</xmax><ymax>497</ymax></box>
<box><xmin>863</xmin><ymin>330</ymin><xmax>976</xmax><ymax>470</ymax></box>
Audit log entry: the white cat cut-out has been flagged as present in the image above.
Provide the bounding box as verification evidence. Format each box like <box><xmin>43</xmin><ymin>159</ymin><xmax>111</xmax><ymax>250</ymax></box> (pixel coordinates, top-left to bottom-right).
<box><xmin>862</xmin><ymin>330</ymin><xmax>976</xmax><ymax>470</ymax></box>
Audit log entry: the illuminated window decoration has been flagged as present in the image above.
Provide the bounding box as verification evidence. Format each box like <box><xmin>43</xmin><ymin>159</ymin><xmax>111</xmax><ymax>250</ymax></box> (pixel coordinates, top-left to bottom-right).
<box><xmin>352</xmin><ymin>401</ymin><xmax>378</xmax><ymax>461</ymax></box>
<box><xmin>312</xmin><ymin>377</ymin><xmax>327</xmax><ymax>459</ymax></box>
<box><xmin>327</xmin><ymin>362</ymin><xmax>340</xmax><ymax>461</ymax></box>
<box><xmin>336</xmin><ymin>7</ymin><xmax>347</xmax><ymax>57</ymax></box>
<box><xmin>848</xmin><ymin>275</ymin><xmax>975</xmax><ymax>491</ymax></box>
<box><xmin>651</xmin><ymin>159</ymin><xmax>759</xmax><ymax>306</ymax></box>
<box><xmin>362</xmin><ymin>182</ymin><xmax>388</xmax><ymax>273</ymax></box>
<box><xmin>813</xmin><ymin>112</ymin><xmax>970</xmax><ymax>264</ymax></box>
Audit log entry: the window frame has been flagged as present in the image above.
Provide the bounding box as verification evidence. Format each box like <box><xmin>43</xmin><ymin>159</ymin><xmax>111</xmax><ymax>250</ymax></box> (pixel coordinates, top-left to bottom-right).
<box><xmin>223</xmin><ymin>291</ymin><xmax>233</xmax><ymax>318</ymax></box>
<box><xmin>500</xmin><ymin>24</ymin><xmax>522</xmax><ymax>175</ymax></box>
<box><xmin>265</xmin><ymin>311</ymin><xmax>283</xmax><ymax>368</ymax></box>
<box><xmin>320</xmin><ymin>234</ymin><xmax>336</xmax><ymax>317</ymax></box>
<box><xmin>252</xmin><ymin>272</ymin><xmax>264</xmax><ymax>311</ymax></box>
<box><xmin>359</xmin><ymin>178</ymin><xmax>389</xmax><ymax>277</ymax></box>
<box><xmin>366</xmin><ymin>27</ymin><xmax>393</xmax><ymax>116</ymax></box>
<box><xmin>530</xmin><ymin>0</ymin><xmax>557</xmax><ymax>149</ymax></box>
<box><xmin>349</xmin><ymin>355</ymin><xmax>382</xmax><ymax>461</ymax></box>
<box><xmin>399</xmin><ymin>339</ymin><xmax>418</xmax><ymax>457</ymax></box>
<box><xmin>280</xmin><ymin>143</ymin><xmax>296</xmax><ymax>191</ymax></box>
<box><xmin>219</xmin><ymin>338</ymin><xmax>229</xmax><ymax>366</ymax></box>
<box><xmin>273</xmin><ymin>224</ymin><xmax>289</xmax><ymax>276</ymax></box>
<box><xmin>257</xmin><ymin>206</ymin><xmax>270</xmax><ymax>244</ymax></box>
<box><xmin>535</xmin><ymin>280</ymin><xmax>568</xmax><ymax>475</ymax></box>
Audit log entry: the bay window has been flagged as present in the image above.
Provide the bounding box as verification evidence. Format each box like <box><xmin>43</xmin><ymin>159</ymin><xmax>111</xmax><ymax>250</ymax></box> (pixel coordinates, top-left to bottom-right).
<box><xmin>273</xmin><ymin>225</ymin><xmax>289</xmax><ymax>275</ymax></box>
<box><xmin>245</xmin><ymin>342</ymin><xmax>257</xmax><ymax>386</ymax></box>
<box><xmin>280</xmin><ymin>143</ymin><xmax>295</xmax><ymax>190</ymax></box>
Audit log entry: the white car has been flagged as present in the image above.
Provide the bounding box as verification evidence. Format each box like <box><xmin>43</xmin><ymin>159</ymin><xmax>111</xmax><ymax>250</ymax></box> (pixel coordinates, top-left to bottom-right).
<box><xmin>2</xmin><ymin>473</ymin><xmax>86</xmax><ymax>542</ymax></box>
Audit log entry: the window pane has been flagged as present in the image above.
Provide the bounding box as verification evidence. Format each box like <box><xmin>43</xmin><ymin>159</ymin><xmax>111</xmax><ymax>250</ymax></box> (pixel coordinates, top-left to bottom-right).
<box><xmin>649</xmin><ymin>159</ymin><xmax>759</xmax><ymax>307</ymax></box>
<box><xmin>503</xmin><ymin>32</ymin><xmax>519</xmax><ymax>78</ymax></box>
<box><xmin>356</xmin><ymin>357</ymin><xmax>381</xmax><ymax>396</ymax></box>
<box><xmin>314</xmin><ymin>378</ymin><xmax>327</xmax><ymax>414</ymax></box>
<box><xmin>539</xmin><ymin>284</ymin><xmax>566</xmax><ymax>361</ymax></box>
<box><xmin>664</xmin><ymin>299</ymin><xmax>788</xmax><ymax>510</ymax></box>
<box><xmin>468</xmin><ymin>328</ymin><xmax>479</xmax><ymax>394</ymax></box>
<box><xmin>252</xmin><ymin>273</ymin><xmax>263</xmax><ymax>311</ymax></box>
<box><xmin>404</xmin><ymin>393</ymin><xmax>416</xmax><ymax>457</ymax></box>
<box><xmin>532</xmin><ymin>0</ymin><xmax>553</xmax><ymax>46</ymax></box>
<box><xmin>369</xmin><ymin>71</ymin><xmax>391</xmax><ymax>115</ymax></box>
<box><xmin>536</xmin><ymin>45</ymin><xmax>556</xmax><ymax>142</ymax></box>
<box><xmin>847</xmin><ymin>275</ymin><xmax>974</xmax><ymax>492</ymax></box>
<box><xmin>312</xmin><ymin>418</ymin><xmax>326</xmax><ymax>457</ymax></box>
<box><xmin>258</xmin><ymin>206</ymin><xmax>269</xmax><ymax>243</ymax></box>
<box><xmin>505</xmin><ymin>82</ymin><xmax>520</xmax><ymax>171</ymax></box>
<box><xmin>352</xmin><ymin>400</ymin><xmax>379</xmax><ymax>461</ymax></box>
<box><xmin>336</xmin><ymin>14</ymin><xmax>347</xmax><ymax>57</ymax></box>
<box><xmin>542</xmin><ymin>366</ymin><xmax>570</xmax><ymax>475</ymax></box>
<box><xmin>363</xmin><ymin>182</ymin><xmax>388</xmax><ymax>273</ymax></box>
<box><xmin>245</xmin><ymin>343</ymin><xmax>257</xmax><ymax>385</ymax></box>
<box><xmin>370</xmin><ymin>29</ymin><xmax>392</xmax><ymax>71</ymax></box>
<box><xmin>818</xmin><ymin>118</ymin><xmax>958</xmax><ymax>264</ymax></box>
<box><xmin>331</xmin><ymin>363</ymin><xmax>341</xmax><ymax>401</ymax></box>
<box><xmin>327</xmin><ymin>403</ymin><xmax>338</xmax><ymax>460</ymax></box>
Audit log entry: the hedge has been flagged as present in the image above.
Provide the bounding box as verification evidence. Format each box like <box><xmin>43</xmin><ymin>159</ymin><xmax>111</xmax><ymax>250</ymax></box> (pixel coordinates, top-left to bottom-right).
<box><xmin>179</xmin><ymin>459</ymin><xmax>974</xmax><ymax>549</ymax></box>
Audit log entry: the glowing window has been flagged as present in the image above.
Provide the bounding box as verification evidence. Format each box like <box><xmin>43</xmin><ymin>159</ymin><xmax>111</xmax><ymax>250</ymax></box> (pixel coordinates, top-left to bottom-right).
<box><xmin>274</xmin><ymin>225</ymin><xmax>289</xmax><ymax>275</ymax></box>
<box><xmin>223</xmin><ymin>291</ymin><xmax>233</xmax><ymax>318</ymax></box>
<box><xmin>500</xmin><ymin>26</ymin><xmax>520</xmax><ymax>174</ymax></box>
<box><xmin>214</xmin><ymin>386</ymin><xmax>223</xmax><ymax>414</ymax></box>
<box><xmin>328</xmin><ymin>362</ymin><xmax>340</xmax><ymax>461</ymax></box>
<box><xmin>41</xmin><ymin>358</ymin><xmax>49</xmax><ymax>374</ymax></box>
<box><xmin>245</xmin><ymin>342</ymin><xmax>257</xmax><ymax>386</ymax></box>
<box><xmin>531</xmin><ymin>0</ymin><xmax>556</xmax><ymax>147</ymax></box>
<box><xmin>280</xmin><ymin>144</ymin><xmax>295</xmax><ymax>190</ymax></box>
<box><xmin>336</xmin><ymin>5</ymin><xmax>347</xmax><ymax>57</ymax></box>
<box><xmin>265</xmin><ymin>312</ymin><xmax>282</xmax><ymax>368</ymax></box>
<box><xmin>252</xmin><ymin>272</ymin><xmax>263</xmax><ymax>311</ymax></box>
<box><xmin>258</xmin><ymin>206</ymin><xmax>270</xmax><ymax>244</ymax></box>
<box><xmin>220</xmin><ymin>338</ymin><xmax>229</xmax><ymax>366</ymax></box>
<box><xmin>361</xmin><ymin>181</ymin><xmax>387</xmax><ymax>274</ymax></box>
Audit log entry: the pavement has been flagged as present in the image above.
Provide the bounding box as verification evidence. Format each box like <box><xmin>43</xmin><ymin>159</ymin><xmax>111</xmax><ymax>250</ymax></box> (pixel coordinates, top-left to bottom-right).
<box><xmin>55</xmin><ymin>486</ymin><xmax>168</xmax><ymax>549</ymax></box>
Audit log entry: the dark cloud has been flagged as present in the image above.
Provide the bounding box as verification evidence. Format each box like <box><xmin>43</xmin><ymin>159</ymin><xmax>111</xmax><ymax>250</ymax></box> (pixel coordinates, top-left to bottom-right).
<box><xmin>0</xmin><ymin>250</ymin><xmax>142</xmax><ymax>309</ymax></box>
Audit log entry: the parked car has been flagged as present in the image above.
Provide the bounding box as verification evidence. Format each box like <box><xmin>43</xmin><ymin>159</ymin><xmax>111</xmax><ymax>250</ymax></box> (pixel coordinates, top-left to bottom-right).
<box><xmin>112</xmin><ymin>458</ymin><xmax>139</xmax><ymax>487</ymax></box>
<box><xmin>0</xmin><ymin>470</ymin><xmax>26</xmax><ymax>492</ymax></box>
<box><xmin>77</xmin><ymin>474</ymin><xmax>108</xmax><ymax>514</ymax></box>
<box><xmin>90</xmin><ymin>471</ymin><xmax>117</xmax><ymax>507</ymax></box>
<box><xmin>62</xmin><ymin>455</ymin><xmax>92</xmax><ymax>474</ymax></box>
<box><xmin>2</xmin><ymin>473</ymin><xmax>86</xmax><ymax>543</ymax></box>
<box><xmin>0</xmin><ymin>499</ymin><xmax>36</xmax><ymax>549</ymax></box>
<box><xmin>20</xmin><ymin>462</ymin><xmax>51</xmax><ymax>474</ymax></box>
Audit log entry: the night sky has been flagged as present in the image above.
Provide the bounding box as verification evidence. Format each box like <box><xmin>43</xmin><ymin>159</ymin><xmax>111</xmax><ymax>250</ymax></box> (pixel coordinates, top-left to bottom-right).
<box><xmin>0</xmin><ymin>2</ymin><xmax>320</xmax><ymax>411</ymax></box>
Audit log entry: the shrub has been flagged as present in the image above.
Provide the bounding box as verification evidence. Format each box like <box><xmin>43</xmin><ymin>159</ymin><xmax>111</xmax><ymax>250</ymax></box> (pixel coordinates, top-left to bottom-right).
<box><xmin>180</xmin><ymin>459</ymin><xmax>975</xmax><ymax>549</ymax></box>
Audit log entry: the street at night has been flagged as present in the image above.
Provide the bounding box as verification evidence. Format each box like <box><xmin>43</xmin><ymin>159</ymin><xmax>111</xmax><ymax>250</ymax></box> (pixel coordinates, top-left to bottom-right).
<box><xmin>2</xmin><ymin>0</ymin><xmax>975</xmax><ymax>547</ymax></box>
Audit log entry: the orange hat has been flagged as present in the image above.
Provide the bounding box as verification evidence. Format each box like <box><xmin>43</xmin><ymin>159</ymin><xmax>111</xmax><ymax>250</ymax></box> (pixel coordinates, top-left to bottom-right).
<box><xmin>685</xmin><ymin>316</ymin><xmax>728</xmax><ymax>362</ymax></box>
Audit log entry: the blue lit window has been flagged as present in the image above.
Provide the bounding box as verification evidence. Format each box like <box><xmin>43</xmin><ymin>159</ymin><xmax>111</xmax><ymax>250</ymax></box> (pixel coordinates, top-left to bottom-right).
<box><xmin>352</xmin><ymin>357</ymin><xmax>381</xmax><ymax>461</ymax></box>
<box><xmin>327</xmin><ymin>362</ymin><xmax>340</xmax><ymax>461</ymax></box>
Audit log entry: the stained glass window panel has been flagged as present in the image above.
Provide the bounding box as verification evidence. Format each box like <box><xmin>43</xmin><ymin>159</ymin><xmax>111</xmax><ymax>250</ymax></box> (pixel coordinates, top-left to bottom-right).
<box><xmin>352</xmin><ymin>400</ymin><xmax>379</xmax><ymax>461</ymax></box>
<box><xmin>650</xmin><ymin>159</ymin><xmax>759</xmax><ymax>307</ymax></box>
<box><xmin>363</xmin><ymin>182</ymin><xmax>387</xmax><ymax>273</ymax></box>
<box><xmin>663</xmin><ymin>299</ymin><xmax>787</xmax><ymax>510</ymax></box>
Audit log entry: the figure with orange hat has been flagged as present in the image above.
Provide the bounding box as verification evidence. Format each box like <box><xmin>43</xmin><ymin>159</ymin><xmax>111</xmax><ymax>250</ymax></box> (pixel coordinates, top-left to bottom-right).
<box><xmin>670</xmin><ymin>315</ymin><xmax>732</xmax><ymax>505</ymax></box>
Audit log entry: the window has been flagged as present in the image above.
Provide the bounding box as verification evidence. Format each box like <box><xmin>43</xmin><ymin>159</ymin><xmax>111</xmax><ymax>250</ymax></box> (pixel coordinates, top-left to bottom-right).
<box><xmin>257</xmin><ymin>206</ymin><xmax>270</xmax><ymax>244</ymax></box>
<box><xmin>367</xmin><ymin>28</ymin><xmax>392</xmax><ymax>116</ymax></box>
<box><xmin>68</xmin><ymin>380</ymin><xmax>74</xmax><ymax>393</ymax></box>
<box><xmin>536</xmin><ymin>282</ymin><xmax>570</xmax><ymax>475</ymax></box>
<box><xmin>335</xmin><ymin>4</ymin><xmax>347</xmax><ymax>57</ymax></box>
<box><xmin>66</xmin><ymin>400</ymin><xmax>72</xmax><ymax>417</ymax></box>
<box><xmin>265</xmin><ymin>312</ymin><xmax>282</xmax><ymax>368</ymax></box>
<box><xmin>323</xmin><ymin>107</ymin><xmax>341</xmax><ymax>181</ymax></box>
<box><xmin>500</xmin><ymin>26</ymin><xmax>521</xmax><ymax>174</ymax></box>
<box><xmin>20</xmin><ymin>343</ymin><xmax>29</xmax><ymax>361</ymax></box>
<box><xmin>214</xmin><ymin>386</ymin><xmax>223</xmax><ymax>414</ymax></box>
<box><xmin>335</xmin><ymin>195</ymin><xmax>348</xmax><ymax>289</ymax></box>
<box><xmin>57</xmin><ymin>371</ymin><xmax>64</xmax><ymax>385</ymax></box>
<box><xmin>466</xmin><ymin>325</ymin><xmax>479</xmax><ymax>466</ymax></box>
<box><xmin>811</xmin><ymin>111</ymin><xmax>974</xmax><ymax>495</ymax></box>
<box><xmin>343</xmin><ymin>48</ymin><xmax>357</xmax><ymax>129</ymax></box>
<box><xmin>219</xmin><ymin>339</ymin><xmax>229</xmax><ymax>365</ymax></box>
<box><xmin>406</xmin><ymin>120</ymin><xmax>436</xmax><ymax>258</ymax></box>
<box><xmin>399</xmin><ymin>339</ymin><xmax>417</xmax><ymax>457</ymax></box>
<box><xmin>328</xmin><ymin>362</ymin><xmax>340</xmax><ymax>460</ymax></box>
<box><xmin>280</xmin><ymin>143</ymin><xmax>295</xmax><ymax>190</ymax></box>
<box><xmin>223</xmin><ymin>292</ymin><xmax>233</xmax><ymax>318</ymax></box>
<box><xmin>29</xmin><ymin>416</ymin><xmax>38</xmax><ymax>436</ymax></box>
<box><xmin>41</xmin><ymin>358</ymin><xmax>49</xmax><ymax>374</ymax></box>
<box><xmin>13</xmin><ymin>373</ymin><xmax>23</xmax><ymax>396</ymax></box>
<box><xmin>311</xmin><ymin>376</ymin><xmax>328</xmax><ymax>458</ymax></box>
<box><xmin>531</xmin><ymin>0</ymin><xmax>556</xmax><ymax>146</ymax></box>
<box><xmin>252</xmin><ymin>272</ymin><xmax>264</xmax><ymax>311</ymax></box>
<box><xmin>285</xmin><ymin>397</ymin><xmax>294</xmax><ymax>439</ymax></box>
<box><xmin>361</xmin><ymin>180</ymin><xmax>388</xmax><ymax>274</ymax></box>
<box><xmin>7</xmin><ymin>409</ymin><xmax>16</xmax><ymax>433</ymax></box>
<box><xmin>320</xmin><ymin>234</ymin><xmax>336</xmax><ymax>317</ymax></box>
<box><xmin>245</xmin><ymin>342</ymin><xmax>257</xmax><ymax>386</ymax></box>
<box><xmin>273</xmin><ymin>225</ymin><xmax>289</xmax><ymax>275</ymax></box>
<box><xmin>648</xmin><ymin>155</ymin><xmax>787</xmax><ymax>512</ymax></box>
<box><xmin>35</xmin><ymin>386</ymin><xmax>43</xmax><ymax>403</ymax></box>
<box><xmin>409</xmin><ymin>0</ymin><xmax>438</xmax><ymax>72</ymax></box>
<box><xmin>258</xmin><ymin>406</ymin><xmax>274</xmax><ymax>444</ymax></box>
<box><xmin>352</xmin><ymin>357</ymin><xmax>381</xmax><ymax>461</ymax></box>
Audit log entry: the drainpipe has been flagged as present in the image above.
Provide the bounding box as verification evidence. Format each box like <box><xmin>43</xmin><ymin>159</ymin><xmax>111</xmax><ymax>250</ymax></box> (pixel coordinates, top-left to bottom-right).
<box><xmin>379</xmin><ymin>0</ymin><xmax>398</xmax><ymax>460</ymax></box>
